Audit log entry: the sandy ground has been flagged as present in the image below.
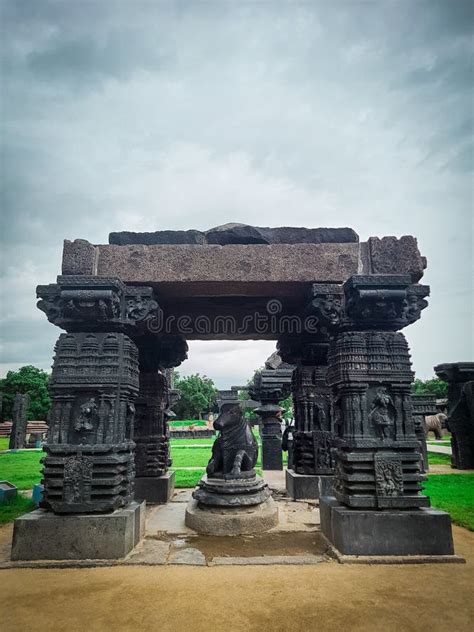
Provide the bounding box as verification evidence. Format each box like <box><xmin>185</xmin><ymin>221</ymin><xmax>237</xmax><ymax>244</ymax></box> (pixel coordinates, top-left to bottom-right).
<box><xmin>0</xmin><ymin>524</ymin><xmax>472</xmax><ymax>632</ymax></box>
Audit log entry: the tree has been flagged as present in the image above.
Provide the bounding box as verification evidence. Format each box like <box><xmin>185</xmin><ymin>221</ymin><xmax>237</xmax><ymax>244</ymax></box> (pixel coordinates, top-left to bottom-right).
<box><xmin>0</xmin><ymin>365</ymin><xmax>51</xmax><ymax>421</ymax></box>
<box><xmin>411</xmin><ymin>377</ymin><xmax>448</xmax><ymax>398</ymax></box>
<box><xmin>278</xmin><ymin>394</ymin><xmax>294</xmax><ymax>421</ymax></box>
<box><xmin>173</xmin><ymin>373</ymin><xmax>218</xmax><ymax>420</ymax></box>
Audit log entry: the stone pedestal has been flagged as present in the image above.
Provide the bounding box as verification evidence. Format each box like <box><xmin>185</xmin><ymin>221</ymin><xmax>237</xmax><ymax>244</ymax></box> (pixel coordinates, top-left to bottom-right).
<box><xmin>286</xmin><ymin>468</ymin><xmax>333</xmax><ymax>499</ymax></box>
<box><xmin>185</xmin><ymin>497</ymin><xmax>278</xmax><ymax>535</ymax></box>
<box><xmin>320</xmin><ymin>496</ymin><xmax>454</xmax><ymax>557</ymax></box>
<box><xmin>134</xmin><ymin>471</ymin><xmax>175</xmax><ymax>504</ymax></box>
<box><xmin>11</xmin><ymin>501</ymin><xmax>145</xmax><ymax>561</ymax></box>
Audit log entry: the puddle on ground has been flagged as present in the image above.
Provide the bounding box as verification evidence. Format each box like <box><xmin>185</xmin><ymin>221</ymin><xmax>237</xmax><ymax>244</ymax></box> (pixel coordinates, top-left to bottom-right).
<box><xmin>166</xmin><ymin>531</ymin><xmax>328</xmax><ymax>560</ymax></box>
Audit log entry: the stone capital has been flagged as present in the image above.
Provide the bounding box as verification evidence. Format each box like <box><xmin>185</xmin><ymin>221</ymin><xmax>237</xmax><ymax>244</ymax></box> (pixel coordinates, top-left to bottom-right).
<box><xmin>36</xmin><ymin>275</ymin><xmax>160</xmax><ymax>334</ymax></box>
<box><xmin>342</xmin><ymin>275</ymin><xmax>429</xmax><ymax>331</ymax></box>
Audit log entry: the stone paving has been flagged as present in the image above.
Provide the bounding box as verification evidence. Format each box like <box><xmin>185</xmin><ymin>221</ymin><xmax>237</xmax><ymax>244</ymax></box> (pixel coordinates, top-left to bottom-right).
<box><xmin>138</xmin><ymin>482</ymin><xmax>326</xmax><ymax>566</ymax></box>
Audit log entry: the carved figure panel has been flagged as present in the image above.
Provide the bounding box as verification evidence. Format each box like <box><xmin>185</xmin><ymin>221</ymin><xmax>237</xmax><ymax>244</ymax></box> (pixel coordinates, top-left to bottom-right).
<box><xmin>374</xmin><ymin>454</ymin><xmax>404</xmax><ymax>497</ymax></box>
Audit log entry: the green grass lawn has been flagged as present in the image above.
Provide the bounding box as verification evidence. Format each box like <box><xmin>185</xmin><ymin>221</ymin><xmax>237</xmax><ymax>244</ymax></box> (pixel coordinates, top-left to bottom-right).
<box><xmin>0</xmin><ymin>450</ymin><xmax>43</xmax><ymax>489</ymax></box>
<box><xmin>424</xmin><ymin>473</ymin><xmax>474</xmax><ymax>531</ymax></box>
<box><xmin>170</xmin><ymin>419</ymin><xmax>207</xmax><ymax>427</ymax></box>
<box><xmin>6</xmin><ymin>438</ymin><xmax>468</xmax><ymax>530</ymax></box>
<box><xmin>0</xmin><ymin>496</ymin><xmax>35</xmax><ymax>525</ymax></box>
<box><xmin>0</xmin><ymin>438</ymin><xmax>9</xmax><ymax>451</ymax></box>
<box><xmin>428</xmin><ymin>452</ymin><xmax>452</xmax><ymax>466</ymax></box>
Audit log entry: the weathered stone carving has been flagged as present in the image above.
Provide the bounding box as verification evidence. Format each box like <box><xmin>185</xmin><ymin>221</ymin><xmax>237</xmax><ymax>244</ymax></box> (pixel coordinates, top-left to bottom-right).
<box><xmin>411</xmin><ymin>393</ymin><xmax>437</xmax><ymax>472</ymax></box>
<box><xmin>42</xmin><ymin>332</ymin><xmax>139</xmax><ymax>514</ymax></box>
<box><xmin>326</xmin><ymin>275</ymin><xmax>429</xmax><ymax>510</ymax></box>
<box><xmin>374</xmin><ymin>454</ymin><xmax>404</xmax><ymax>497</ymax></box>
<box><xmin>367</xmin><ymin>236</ymin><xmax>427</xmax><ymax>282</ymax></box>
<box><xmin>132</xmin><ymin>336</ymin><xmax>187</xmax><ymax>502</ymax></box>
<box><xmin>369</xmin><ymin>388</ymin><xmax>395</xmax><ymax>440</ymax></box>
<box><xmin>307</xmin><ymin>284</ymin><xmax>344</xmax><ymax>330</ymax></box>
<box><xmin>9</xmin><ymin>393</ymin><xmax>29</xmax><ymax>450</ymax></box>
<box><xmin>249</xmin><ymin>366</ymin><xmax>292</xmax><ymax>470</ymax></box>
<box><xmin>206</xmin><ymin>404</ymin><xmax>258</xmax><ymax>478</ymax></box>
<box><xmin>278</xmin><ymin>338</ymin><xmax>336</xmax><ymax>480</ymax></box>
<box><xmin>37</xmin><ymin>276</ymin><xmax>159</xmax><ymax>333</ymax></box>
<box><xmin>134</xmin><ymin>371</ymin><xmax>171</xmax><ymax>478</ymax></box>
<box><xmin>193</xmin><ymin>403</ymin><xmax>270</xmax><ymax>507</ymax></box>
<box><xmin>435</xmin><ymin>363</ymin><xmax>474</xmax><ymax>469</ymax></box>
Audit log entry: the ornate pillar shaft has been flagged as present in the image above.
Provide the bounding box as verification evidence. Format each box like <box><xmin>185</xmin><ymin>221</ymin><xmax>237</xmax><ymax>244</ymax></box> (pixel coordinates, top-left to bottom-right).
<box><xmin>36</xmin><ymin>276</ymin><xmax>160</xmax><ymax>514</ymax></box>
<box><xmin>326</xmin><ymin>275</ymin><xmax>430</xmax><ymax>510</ymax></box>
<box><xmin>277</xmin><ymin>335</ymin><xmax>337</xmax><ymax>499</ymax></box>
<box><xmin>411</xmin><ymin>394</ymin><xmax>437</xmax><ymax>473</ymax></box>
<box><xmin>43</xmin><ymin>331</ymin><xmax>138</xmax><ymax>513</ymax></box>
<box><xmin>292</xmin><ymin>358</ymin><xmax>335</xmax><ymax>476</ymax></box>
<box><xmin>133</xmin><ymin>335</ymin><xmax>188</xmax><ymax>502</ymax></box>
<box><xmin>9</xmin><ymin>393</ymin><xmax>29</xmax><ymax>450</ymax></box>
<box><xmin>328</xmin><ymin>330</ymin><xmax>427</xmax><ymax>508</ymax></box>
<box><xmin>249</xmin><ymin>369</ymin><xmax>292</xmax><ymax>471</ymax></box>
<box><xmin>316</xmin><ymin>275</ymin><xmax>455</xmax><ymax>557</ymax></box>
<box><xmin>435</xmin><ymin>363</ymin><xmax>474</xmax><ymax>469</ymax></box>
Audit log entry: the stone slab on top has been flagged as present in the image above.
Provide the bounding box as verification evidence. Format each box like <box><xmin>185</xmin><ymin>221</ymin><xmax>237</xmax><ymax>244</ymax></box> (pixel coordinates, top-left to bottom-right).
<box><xmin>61</xmin><ymin>229</ymin><xmax>426</xmax><ymax>291</ymax></box>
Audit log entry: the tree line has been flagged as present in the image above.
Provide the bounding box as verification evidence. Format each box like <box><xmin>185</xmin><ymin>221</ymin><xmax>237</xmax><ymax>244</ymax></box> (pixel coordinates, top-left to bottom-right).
<box><xmin>0</xmin><ymin>365</ymin><xmax>448</xmax><ymax>422</ymax></box>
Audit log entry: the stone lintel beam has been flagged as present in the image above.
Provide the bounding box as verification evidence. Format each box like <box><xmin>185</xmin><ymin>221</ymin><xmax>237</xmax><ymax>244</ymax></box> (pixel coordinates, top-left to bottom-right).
<box><xmin>61</xmin><ymin>235</ymin><xmax>427</xmax><ymax>293</ymax></box>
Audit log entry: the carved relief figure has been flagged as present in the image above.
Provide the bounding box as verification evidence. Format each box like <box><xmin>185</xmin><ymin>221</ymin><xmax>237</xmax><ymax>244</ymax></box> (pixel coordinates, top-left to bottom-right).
<box><xmin>369</xmin><ymin>388</ymin><xmax>394</xmax><ymax>439</ymax></box>
<box><xmin>74</xmin><ymin>398</ymin><xmax>98</xmax><ymax>432</ymax></box>
<box><xmin>63</xmin><ymin>455</ymin><xmax>93</xmax><ymax>503</ymax></box>
<box><xmin>374</xmin><ymin>457</ymin><xmax>403</xmax><ymax>496</ymax></box>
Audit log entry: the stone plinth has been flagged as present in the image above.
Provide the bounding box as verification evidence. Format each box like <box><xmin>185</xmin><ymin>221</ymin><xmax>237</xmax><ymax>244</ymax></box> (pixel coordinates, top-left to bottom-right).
<box><xmin>134</xmin><ymin>471</ymin><xmax>175</xmax><ymax>504</ymax></box>
<box><xmin>11</xmin><ymin>501</ymin><xmax>145</xmax><ymax>561</ymax></box>
<box><xmin>320</xmin><ymin>497</ymin><xmax>454</xmax><ymax>557</ymax></box>
<box><xmin>185</xmin><ymin>497</ymin><xmax>278</xmax><ymax>536</ymax></box>
<box><xmin>286</xmin><ymin>469</ymin><xmax>333</xmax><ymax>500</ymax></box>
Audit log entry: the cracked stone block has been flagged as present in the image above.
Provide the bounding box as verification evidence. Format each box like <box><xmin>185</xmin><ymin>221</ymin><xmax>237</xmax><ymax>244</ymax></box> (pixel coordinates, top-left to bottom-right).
<box><xmin>169</xmin><ymin>547</ymin><xmax>206</xmax><ymax>566</ymax></box>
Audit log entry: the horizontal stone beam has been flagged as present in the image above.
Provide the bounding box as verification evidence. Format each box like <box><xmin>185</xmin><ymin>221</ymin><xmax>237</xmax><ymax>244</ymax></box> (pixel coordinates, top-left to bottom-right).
<box><xmin>61</xmin><ymin>235</ymin><xmax>425</xmax><ymax>297</ymax></box>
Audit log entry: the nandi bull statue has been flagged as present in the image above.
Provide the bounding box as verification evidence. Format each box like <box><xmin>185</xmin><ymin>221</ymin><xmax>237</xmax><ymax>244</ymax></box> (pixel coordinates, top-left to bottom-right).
<box><xmin>186</xmin><ymin>403</ymin><xmax>278</xmax><ymax>534</ymax></box>
<box><xmin>206</xmin><ymin>402</ymin><xmax>258</xmax><ymax>478</ymax></box>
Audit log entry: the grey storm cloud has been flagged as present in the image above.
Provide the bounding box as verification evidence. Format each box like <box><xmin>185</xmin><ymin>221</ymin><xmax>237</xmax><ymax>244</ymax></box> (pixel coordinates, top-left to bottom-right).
<box><xmin>0</xmin><ymin>0</ymin><xmax>472</xmax><ymax>387</ymax></box>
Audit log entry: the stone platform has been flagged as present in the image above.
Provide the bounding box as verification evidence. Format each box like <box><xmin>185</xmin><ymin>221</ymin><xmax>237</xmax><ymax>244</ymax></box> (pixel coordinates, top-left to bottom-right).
<box><xmin>11</xmin><ymin>501</ymin><xmax>145</xmax><ymax>561</ymax></box>
<box><xmin>185</xmin><ymin>497</ymin><xmax>279</xmax><ymax>536</ymax></box>
<box><xmin>320</xmin><ymin>496</ymin><xmax>456</xmax><ymax>557</ymax></box>
<box><xmin>134</xmin><ymin>471</ymin><xmax>175</xmax><ymax>504</ymax></box>
<box><xmin>286</xmin><ymin>469</ymin><xmax>333</xmax><ymax>499</ymax></box>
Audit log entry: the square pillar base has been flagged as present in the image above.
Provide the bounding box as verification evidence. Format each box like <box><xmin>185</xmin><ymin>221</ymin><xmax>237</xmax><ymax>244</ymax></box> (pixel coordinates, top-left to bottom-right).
<box><xmin>286</xmin><ymin>469</ymin><xmax>333</xmax><ymax>500</ymax></box>
<box><xmin>134</xmin><ymin>470</ymin><xmax>175</xmax><ymax>504</ymax></box>
<box><xmin>11</xmin><ymin>501</ymin><xmax>145</xmax><ymax>561</ymax></box>
<box><xmin>320</xmin><ymin>496</ymin><xmax>456</xmax><ymax>557</ymax></box>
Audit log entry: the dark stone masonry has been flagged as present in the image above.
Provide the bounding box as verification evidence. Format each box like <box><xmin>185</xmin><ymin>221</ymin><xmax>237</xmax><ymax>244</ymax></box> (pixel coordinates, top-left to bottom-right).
<box><xmin>435</xmin><ymin>363</ymin><xmax>474</xmax><ymax>470</ymax></box>
<box><xmin>10</xmin><ymin>223</ymin><xmax>456</xmax><ymax>560</ymax></box>
<box><xmin>9</xmin><ymin>393</ymin><xmax>29</xmax><ymax>450</ymax></box>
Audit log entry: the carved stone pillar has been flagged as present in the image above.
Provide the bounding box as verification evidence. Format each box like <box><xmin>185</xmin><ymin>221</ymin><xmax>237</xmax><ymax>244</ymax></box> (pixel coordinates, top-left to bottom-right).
<box><xmin>43</xmin><ymin>331</ymin><xmax>139</xmax><ymax>514</ymax></box>
<box><xmin>317</xmin><ymin>275</ymin><xmax>455</xmax><ymax>557</ymax></box>
<box><xmin>411</xmin><ymin>393</ymin><xmax>437</xmax><ymax>472</ymax></box>
<box><xmin>435</xmin><ymin>363</ymin><xmax>474</xmax><ymax>469</ymax></box>
<box><xmin>249</xmin><ymin>369</ymin><xmax>292</xmax><ymax>471</ymax></box>
<box><xmin>11</xmin><ymin>276</ymin><xmax>161</xmax><ymax>561</ymax></box>
<box><xmin>133</xmin><ymin>335</ymin><xmax>188</xmax><ymax>503</ymax></box>
<box><xmin>278</xmin><ymin>336</ymin><xmax>336</xmax><ymax>499</ymax></box>
<box><xmin>9</xmin><ymin>393</ymin><xmax>29</xmax><ymax>450</ymax></box>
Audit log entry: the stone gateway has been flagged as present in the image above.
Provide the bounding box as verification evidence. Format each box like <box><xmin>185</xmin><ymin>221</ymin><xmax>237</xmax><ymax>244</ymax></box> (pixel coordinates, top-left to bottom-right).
<box><xmin>10</xmin><ymin>224</ymin><xmax>455</xmax><ymax>560</ymax></box>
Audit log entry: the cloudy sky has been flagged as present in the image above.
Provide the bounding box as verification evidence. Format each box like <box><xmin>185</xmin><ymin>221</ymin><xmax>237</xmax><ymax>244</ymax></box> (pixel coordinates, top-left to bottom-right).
<box><xmin>1</xmin><ymin>0</ymin><xmax>472</xmax><ymax>388</ymax></box>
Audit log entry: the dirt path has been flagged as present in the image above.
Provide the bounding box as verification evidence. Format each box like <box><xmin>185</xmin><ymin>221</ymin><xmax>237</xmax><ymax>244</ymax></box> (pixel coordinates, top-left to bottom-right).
<box><xmin>0</xmin><ymin>525</ymin><xmax>473</xmax><ymax>632</ymax></box>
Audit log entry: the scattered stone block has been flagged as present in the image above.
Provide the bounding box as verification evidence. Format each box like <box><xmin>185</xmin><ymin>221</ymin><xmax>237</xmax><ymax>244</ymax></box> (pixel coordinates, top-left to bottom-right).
<box><xmin>0</xmin><ymin>481</ymin><xmax>18</xmax><ymax>503</ymax></box>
